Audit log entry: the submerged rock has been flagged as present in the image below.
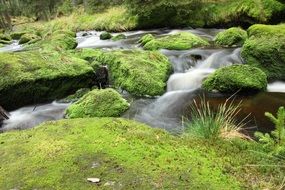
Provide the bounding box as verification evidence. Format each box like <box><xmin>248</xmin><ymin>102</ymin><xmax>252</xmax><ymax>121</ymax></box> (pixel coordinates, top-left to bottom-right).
<box><xmin>140</xmin><ymin>32</ymin><xmax>209</xmax><ymax>50</ymax></box>
<box><xmin>65</xmin><ymin>89</ymin><xmax>129</xmax><ymax>118</ymax></box>
<box><xmin>100</xmin><ymin>32</ymin><xmax>112</xmax><ymax>40</ymax></box>
<box><xmin>241</xmin><ymin>24</ymin><xmax>285</xmax><ymax>80</ymax></box>
<box><xmin>202</xmin><ymin>64</ymin><xmax>267</xmax><ymax>93</ymax></box>
<box><xmin>0</xmin><ymin>51</ymin><xmax>94</xmax><ymax>110</ymax></box>
<box><xmin>111</xmin><ymin>34</ymin><xmax>126</xmax><ymax>41</ymax></box>
<box><xmin>214</xmin><ymin>27</ymin><xmax>247</xmax><ymax>47</ymax></box>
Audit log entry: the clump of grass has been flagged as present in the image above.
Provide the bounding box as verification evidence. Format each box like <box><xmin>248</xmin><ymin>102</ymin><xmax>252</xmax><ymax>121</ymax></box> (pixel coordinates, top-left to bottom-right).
<box><xmin>184</xmin><ymin>97</ymin><xmax>249</xmax><ymax>140</ymax></box>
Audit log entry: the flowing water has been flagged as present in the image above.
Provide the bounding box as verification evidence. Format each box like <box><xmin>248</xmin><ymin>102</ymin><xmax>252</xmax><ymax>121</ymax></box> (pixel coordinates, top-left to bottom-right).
<box><xmin>2</xmin><ymin>28</ymin><xmax>285</xmax><ymax>132</ymax></box>
<box><xmin>0</xmin><ymin>40</ymin><xmax>22</xmax><ymax>53</ymax></box>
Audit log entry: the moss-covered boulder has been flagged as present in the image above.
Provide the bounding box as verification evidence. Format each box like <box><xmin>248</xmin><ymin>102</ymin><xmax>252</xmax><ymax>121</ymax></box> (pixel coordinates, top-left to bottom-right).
<box><xmin>214</xmin><ymin>27</ymin><xmax>247</xmax><ymax>46</ymax></box>
<box><xmin>139</xmin><ymin>34</ymin><xmax>155</xmax><ymax>45</ymax></box>
<box><xmin>202</xmin><ymin>64</ymin><xmax>267</xmax><ymax>93</ymax></box>
<box><xmin>66</xmin><ymin>89</ymin><xmax>129</xmax><ymax>118</ymax></box>
<box><xmin>19</xmin><ymin>33</ymin><xmax>40</xmax><ymax>44</ymax></box>
<box><xmin>111</xmin><ymin>34</ymin><xmax>126</xmax><ymax>41</ymax></box>
<box><xmin>26</xmin><ymin>30</ymin><xmax>77</xmax><ymax>51</ymax></box>
<box><xmin>100</xmin><ymin>32</ymin><xmax>112</xmax><ymax>40</ymax></box>
<box><xmin>76</xmin><ymin>49</ymin><xmax>172</xmax><ymax>96</ymax></box>
<box><xmin>241</xmin><ymin>24</ymin><xmax>285</xmax><ymax>80</ymax></box>
<box><xmin>10</xmin><ymin>31</ymin><xmax>26</xmax><ymax>40</ymax></box>
<box><xmin>141</xmin><ymin>32</ymin><xmax>209</xmax><ymax>50</ymax></box>
<box><xmin>0</xmin><ymin>51</ymin><xmax>94</xmax><ymax>110</ymax></box>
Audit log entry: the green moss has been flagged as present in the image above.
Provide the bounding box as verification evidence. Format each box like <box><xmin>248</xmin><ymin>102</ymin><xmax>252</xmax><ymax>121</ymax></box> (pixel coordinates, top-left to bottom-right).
<box><xmin>0</xmin><ymin>118</ymin><xmax>284</xmax><ymax>189</ymax></box>
<box><xmin>202</xmin><ymin>64</ymin><xmax>267</xmax><ymax>93</ymax></box>
<box><xmin>111</xmin><ymin>34</ymin><xmax>126</xmax><ymax>41</ymax></box>
<box><xmin>76</xmin><ymin>48</ymin><xmax>172</xmax><ymax>96</ymax></box>
<box><xmin>0</xmin><ymin>50</ymin><xmax>94</xmax><ymax>110</ymax></box>
<box><xmin>241</xmin><ymin>24</ymin><xmax>285</xmax><ymax>80</ymax></box>
<box><xmin>26</xmin><ymin>30</ymin><xmax>77</xmax><ymax>51</ymax></box>
<box><xmin>10</xmin><ymin>31</ymin><xmax>26</xmax><ymax>40</ymax></box>
<box><xmin>214</xmin><ymin>27</ymin><xmax>247</xmax><ymax>46</ymax></box>
<box><xmin>142</xmin><ymin>32</ymin><xmax>209</xmax><ymax>50</ymax></box>
<box><xmin>19</xmin><ymin>33</ymin><xmax>41</xmax><ymax>44</ymax></box>
<box><xmin>59</xmin><ymin>88</ymin><xmax>91</xmax><ymax>103</ymax></box>
<box><xmin>100</xmin><ymin>31</ymin><xmax>112</xmax><ymax>40</ymax></box>
<box><xmin>66</xmin><ymin>89</ymin><xmax>129</xmax><ymax>118</ymax></box>
<box><xmin>138</xmin><ymin>34</ymin><xmax>155</xmax><ymax>45</ymax></box>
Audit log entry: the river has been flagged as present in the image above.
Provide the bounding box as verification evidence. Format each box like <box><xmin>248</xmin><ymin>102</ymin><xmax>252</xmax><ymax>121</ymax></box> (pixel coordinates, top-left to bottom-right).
<box><xmin>1</xmin><ymin>28</ymin><xmax>285</xmax><ymax>133</ymax></box>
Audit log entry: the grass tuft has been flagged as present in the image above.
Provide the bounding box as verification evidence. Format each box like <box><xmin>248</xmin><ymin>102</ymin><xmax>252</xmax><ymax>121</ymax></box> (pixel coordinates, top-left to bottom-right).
<box><xmin>185</xmin><ymin>96</ymin><xmax>250</xmax><ymax>140</ymax></box>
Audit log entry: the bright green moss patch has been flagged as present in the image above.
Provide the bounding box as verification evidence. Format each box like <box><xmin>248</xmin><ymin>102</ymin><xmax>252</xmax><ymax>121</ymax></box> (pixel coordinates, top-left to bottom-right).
<box><xmin>0</xmin><ymin>50</ymin><xmax>94</xmax><ymax>110</ymax></box>
<box><xmin>214</xmin><ymin>27</ymin><xmax>247</xmax><ymax>47</ymax></box>
<box><xmin>141</xmin><ymin>32</ymin><xmax>209</xmax><ymax>50</ymax></box>
<box><xmin>27</xmin><ymin>30</ymin><xmax>77</xmax><ymax>51</ymax></box>
<box><xmin>202</xmin><ymin>64</ymin><xmax>267</xmax><ymax>93</ymax></box>
<box><xmin>138</xmin><ymin>34</ymin><xmax>155</xmax><ymax>45</ymax></box>
<box><xmin>0</xmin><ymin>118</ymin><xmax>284</xmax><ymax>189</ymax></box>
<box><xmin>241</xmin><ymin>24</ymin><xmax>285</xmax><ymax>80</ymax></box>
<box><xmin>66</xmin><ymin>89</ymin><xmax>129</xmax><ymax>118</ymax></box>
<box><xmin>76</xmin><ymin>49</ymin><xmax>172</xmax><ymax>96</ymax></box>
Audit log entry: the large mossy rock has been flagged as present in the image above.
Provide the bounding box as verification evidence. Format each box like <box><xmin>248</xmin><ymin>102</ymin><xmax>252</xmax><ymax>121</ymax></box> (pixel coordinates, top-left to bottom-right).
<box><xmin>0</xmin><ymin>51</ymin><xmax>94</xmax><ymax>110</ymax></box>
<box><xmin>66</xmin><ymin>89</ymin><xmax>129</xmax><ymax>118</ymax></box>
<box><xmin>202</xmin><ymin>64</ymin><xmax>267</xmax><ymax>93</ymax></box>
<box><xmin>100</xmin><ymin>32</ymin><xmax>112</xmax><ymax>40</ymax></box>
<box><xmin>241</xmin><ymin>24</ymin><xmax>285</xmax><ymax>80</ymax></box>
<box><xmin>76</xmin><ymin>49</ymin><xmax>172</xmax><ymax>96</ymax></box>
<box><xmin>140</xmin><ymin>32</ymin><xmax>209</xmax><ymax>50</ymax></box>
<box><xmin>214</xmin><ymin>27</ymin><xmax>247</xmax><ymax>47</ymax></box>
<box><xmin>28</xmin><ymin>30</ymin><xmax>77</xmax><ymax>51</ymax></box>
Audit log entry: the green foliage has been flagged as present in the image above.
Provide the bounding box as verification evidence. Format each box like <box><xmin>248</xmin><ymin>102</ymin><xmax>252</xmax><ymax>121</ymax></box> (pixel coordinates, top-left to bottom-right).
<box><xmin>0</xmin><ymin>50</ymin><xmax>94</xmax><ymax>110</ymax></box>
<box><xmin>202</xmin><ymin>65</ymin><xmax>268</xmax><ymax>93</ymax></box>
<box><xmin>214</xmin><ymin>27</ymin><xmax>247</xmax><ymax>47</ymax></box>
<box><xmin>100</xmin><ymin>31</ymin><xmax>112</xmax><ymax>40</ymax></box>
<box><xmin>241</xmin><ymin>24</ymin><xmax>285</xmax><ymax>80</ymax></box>
<box><xmin>66</xmin><ymin>89</ymin><xmax>130</xmax><ymax>118</ymax></box>
<box><xmin>255</xmin><ymin>107</ymin><xmax>285</xmax><ymax>156</ymax></box>
<box><xmin>185</xmin><ymin>98</ymin><xmax>246</xmax><ymax>140</ymax></box>
<box><xmin>141</xmin><ymin>32</ymin><xmax>209</xmax><ymax>51</ymax></box>
<box><xmin>76</xmin><ymin>49</ymin><xmax>172</xmax><ymax>96</ymax></box>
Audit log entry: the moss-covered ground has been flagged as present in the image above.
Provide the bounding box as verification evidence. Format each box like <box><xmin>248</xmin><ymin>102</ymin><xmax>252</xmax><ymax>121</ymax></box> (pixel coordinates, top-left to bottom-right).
<box><xmin>0</xmin><ymin>118</ymin><xmax>284</xmax><ymax>189</ymax></box>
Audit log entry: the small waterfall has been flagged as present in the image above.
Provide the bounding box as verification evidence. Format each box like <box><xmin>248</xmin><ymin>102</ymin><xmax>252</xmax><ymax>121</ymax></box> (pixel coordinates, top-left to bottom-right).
<box><xmin>132</xmin><ymin>47</ymin><xmax>243</xmax><ymax>131</ymax></box>
<box><xmin>1</xmin><ymin>101</ymin><xmax>69</xmax><ymax>131</ymax></box>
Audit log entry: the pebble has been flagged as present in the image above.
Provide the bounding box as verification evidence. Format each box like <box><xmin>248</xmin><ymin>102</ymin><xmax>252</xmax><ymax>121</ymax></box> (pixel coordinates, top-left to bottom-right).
<box><xmin>87</xmin><ymin>178</ymin><xmax>100</xmax><ymax>183</ymax></box>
